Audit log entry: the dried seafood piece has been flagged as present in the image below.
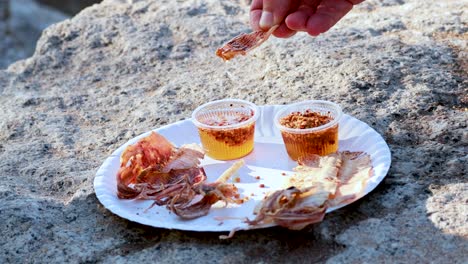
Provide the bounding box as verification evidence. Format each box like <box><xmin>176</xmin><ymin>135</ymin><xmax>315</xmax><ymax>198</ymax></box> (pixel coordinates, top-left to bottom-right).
<box><xmin>291</xmin><ymin>153</ymin><xmax>341</xmax><ymax>196</ymax></box>
<box><xmin>246</xmin><ymin>185</ymin><xmax>329</xmax><ymax>230</ymax></box>
<box><xmin>168</xmin><ymin>160</ymin><xmax>245</xmax><ymax>219</ymax></box>
<box><xmin>117</xmin><ymin>132</ymin><xmax>174</xmax><ymax>188</ymax></box>
<box><xmin>116</xmin><ymin>132</ymin><xmax>206</xmax><ymax>200</ymax></box>
<box><xmin>216</xmin><ymin>26</ymin><xmax>278</xmax><ymax>61</ymax></box>
<box><xmin>216</xmin><ymin>159</ymin><xmax>245</xmax><ymax>183</ymax></box>
<box><xmin>117</xmin><ymin>133</ymin><xmax>244</xmax><ymax>219</ymax></box>
<box><xmin>162</xmin><ymin>143</ymin><xmax>204</xmax><ymax>173</ymax></box>
<box><xmin>169</xmin><ymin>179</ymin><xmax>242</xmax><ymax>219</ymax></box>
<box><xmin>289</xmin><ymin>151</ymin><xmax>373</xmax><ymax>206</ymax></box>
<box><xmin>245</xmin><ymin>151</ymin><xmax>373</xmax><ymax>231</ymax></box>
<box><xmin>328</xmin><ymin>151</ymin><xmax>373</xmax><ymax>207</ymax></box>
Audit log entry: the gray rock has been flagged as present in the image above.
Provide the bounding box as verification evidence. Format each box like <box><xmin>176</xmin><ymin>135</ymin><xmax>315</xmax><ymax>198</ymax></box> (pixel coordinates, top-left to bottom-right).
<box><xmin>0</xmin><ymin>0</ymin><xmax>466</xmax><ymax>263</ymax></box>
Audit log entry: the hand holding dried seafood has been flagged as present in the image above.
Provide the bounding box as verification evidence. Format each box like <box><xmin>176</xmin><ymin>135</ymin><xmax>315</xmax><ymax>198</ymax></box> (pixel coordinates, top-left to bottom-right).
<box><xmin>216</xmin><ymin>26</ymin><xmax>278</xmax><ymax>61</ymax></box>
<box><xmin>245</xmin><ymin>151</ymin><xmax>373</xmax><ymax>230</ymax></box>
<box><xmin>116</xmin><ymin>132</ymin><xmax>243</xmax><ymax>219</ymax></box>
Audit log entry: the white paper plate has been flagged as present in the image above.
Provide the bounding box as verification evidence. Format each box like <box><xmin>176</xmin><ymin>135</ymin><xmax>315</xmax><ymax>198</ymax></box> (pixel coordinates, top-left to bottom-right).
<box><xmin>94</xmin><ymin>105</ymin><xmax>391</xmax><ymax>232</ymax></box>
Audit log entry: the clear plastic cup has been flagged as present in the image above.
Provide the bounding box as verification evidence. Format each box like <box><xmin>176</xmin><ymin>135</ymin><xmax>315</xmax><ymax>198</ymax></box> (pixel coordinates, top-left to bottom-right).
<box><xmin>192</xmin><ymin>99</ymin><xmax>259</xmax><ymax>160</ymax></box>
<box><xmin>274</xmin><ymin>100</ymin><xmax>342</xmax><ymax>161</ymax></box>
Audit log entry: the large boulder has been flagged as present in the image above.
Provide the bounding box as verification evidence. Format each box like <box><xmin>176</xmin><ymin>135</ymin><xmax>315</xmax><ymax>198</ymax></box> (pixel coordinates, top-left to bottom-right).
<box><xmin>0</xmin><ymin>0</ymin><xmax>466</xmax><ymax>263</ymax></box>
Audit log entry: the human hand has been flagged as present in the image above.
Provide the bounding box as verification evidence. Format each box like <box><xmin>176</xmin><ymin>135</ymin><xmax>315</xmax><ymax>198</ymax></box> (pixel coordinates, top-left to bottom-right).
<box><xmin>250</xmin><ymin>0</ymin><xmax>365</xmax><ymax>38</ymax></box>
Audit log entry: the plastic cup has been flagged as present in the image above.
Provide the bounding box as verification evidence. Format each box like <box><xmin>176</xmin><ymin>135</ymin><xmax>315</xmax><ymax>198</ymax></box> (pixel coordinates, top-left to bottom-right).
<box><xmin>192</xmin><ymin>99</ymin><xmax>259</xmax><ymax>160</ymax></box>
<box><xmin>274</xmin><ymin>100</ymin><xmax>342</xmax><ymax>161</ymax></box>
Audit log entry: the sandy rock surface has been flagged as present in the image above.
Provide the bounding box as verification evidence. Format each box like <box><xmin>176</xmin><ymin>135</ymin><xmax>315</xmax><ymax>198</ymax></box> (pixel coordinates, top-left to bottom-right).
<box><xmin>0</xmin><ymin>0</ymin><xmax>467</xmax><ymax>263</ymax></box>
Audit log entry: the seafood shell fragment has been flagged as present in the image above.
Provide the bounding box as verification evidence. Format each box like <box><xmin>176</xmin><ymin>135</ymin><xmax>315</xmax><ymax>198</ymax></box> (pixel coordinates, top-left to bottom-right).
<box><xmin>216</xmin><ymin>26</ymin><xmax>278</xmax><ymax>61</ymax></box>
<box><xmin>245</xmin><ymin>151</ymin><xmax>373</xmax><ymax>230</ymax></box>
<box><xmin>116</xmin><ymin>132</ymin><xmax>243</xmax><ymax>220</ymax></box>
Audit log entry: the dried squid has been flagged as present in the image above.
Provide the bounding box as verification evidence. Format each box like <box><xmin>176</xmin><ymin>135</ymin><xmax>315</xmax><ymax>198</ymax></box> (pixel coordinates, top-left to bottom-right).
<box><xmin>116</xmin><ymin>132</ymin><xmax>242</xmax><ymax>219</ymax></box>
<box><xmin>216</xmin><ymin>26</ymin><xmax>278</xmax><ymax>61</ymax></box>
<box><xmin>245</xmin><ymin>151</ymin><xmax>373</xmax><ymax>230</ymax></box>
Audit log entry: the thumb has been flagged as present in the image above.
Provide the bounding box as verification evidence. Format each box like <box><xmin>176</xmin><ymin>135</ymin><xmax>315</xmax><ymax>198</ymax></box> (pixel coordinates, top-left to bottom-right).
<box><xmin>259</xmin><ymin>0</ymin><xmax>292</xmax><ymax>30</ymax></box>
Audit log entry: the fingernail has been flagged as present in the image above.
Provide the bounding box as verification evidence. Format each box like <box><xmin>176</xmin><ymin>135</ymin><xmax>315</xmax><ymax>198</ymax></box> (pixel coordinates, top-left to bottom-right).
<box><xmin>259</xmin><ymin>11</ymin><xmax>273</xmax><ymax>29</ymax></box>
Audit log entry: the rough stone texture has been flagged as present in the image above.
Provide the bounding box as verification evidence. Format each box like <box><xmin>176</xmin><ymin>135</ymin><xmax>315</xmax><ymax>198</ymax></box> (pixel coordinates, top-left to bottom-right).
<box><xmin>0</xmin><ymin>0</ymin><xmax>69</xmax><ymax>69</ymax></box>
<box><xmin>0</xmin><ymin>0</ymin><xmax>467</xmax><ymax>263</ymax></box>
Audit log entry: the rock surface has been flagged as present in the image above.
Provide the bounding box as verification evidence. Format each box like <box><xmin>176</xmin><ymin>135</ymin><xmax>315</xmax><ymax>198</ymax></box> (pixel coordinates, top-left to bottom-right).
<box><xmin>0</xmin><ymin>0</ymin><xmax>467</xmax><ymax>263</ymax></box>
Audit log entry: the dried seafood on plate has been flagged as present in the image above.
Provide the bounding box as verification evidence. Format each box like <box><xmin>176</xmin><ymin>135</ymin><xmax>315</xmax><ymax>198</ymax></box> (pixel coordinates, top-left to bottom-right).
<box><xmin>116</xmin><ymin>132</ymin><xmax>243</xmax><ymax>219</ymax></box>
<box><xmin>216</xmin><ymin>26</ymin><xmax>278</xmax><ymax>61</ymax></box>
<box><xmin>246</xmin><ymin>185</ymin><xmax>330</xmax><ymax>231</ymax></box>
<box><xmin>245</xmin><ymin>151</ymin><xmax>373</xmax><ymax>231</ymax></box>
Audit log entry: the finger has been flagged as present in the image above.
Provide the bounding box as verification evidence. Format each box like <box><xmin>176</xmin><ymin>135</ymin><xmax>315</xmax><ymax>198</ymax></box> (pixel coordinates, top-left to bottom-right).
<box><xmin>250</xmin><ymin>9</ymin><xmax>263</xmax><ymax>31</ymax></box>
<box><xmin>285</xmin><ymin>11</ymin><xmax>309</xmax><ymax>32</ymax></box>
<box><xmin>306</xmin><ymin>0</ymin><xmax>353</xmax><ymax>36</ymax></box>
<box><xmin>259</xmin><ymin>0</ymin><xmax>292</xmax><ymax>30</ymax></box>
<box><xmin>285</xmin><ymin>0</ymin><xmax>320</xmax><ymax>31</ymax></box>
<box><xmin>250</xmin><ymin>0</ymin><xmax>263</xmax><ymax>30</ymax></box>
<box><xmin>272</xmin><ymin>22</ymin><xmax>297</xmax><ymax>38</ymax></box>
